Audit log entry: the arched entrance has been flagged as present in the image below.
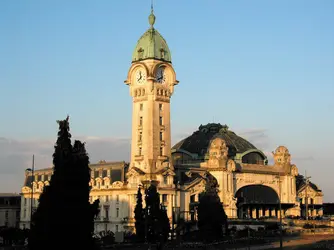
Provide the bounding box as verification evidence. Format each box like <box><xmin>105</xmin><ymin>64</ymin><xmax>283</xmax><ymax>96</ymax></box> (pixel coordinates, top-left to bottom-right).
<box><xmin>235</xmin><ymin>185</ymin><xmax>279</xmax><ymax>219</ymax></box>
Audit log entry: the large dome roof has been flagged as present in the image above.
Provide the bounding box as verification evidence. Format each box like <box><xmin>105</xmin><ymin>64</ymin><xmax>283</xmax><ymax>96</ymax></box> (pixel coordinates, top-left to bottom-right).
<box><xmin>172</xmin><ymin>123</ymin><xmax>258</xmax><ymax>157</ymax></box>
<box><xmin>132</xmin><ymin>11</ymin><xmax>171</xmax><ymax>63</ymax></box>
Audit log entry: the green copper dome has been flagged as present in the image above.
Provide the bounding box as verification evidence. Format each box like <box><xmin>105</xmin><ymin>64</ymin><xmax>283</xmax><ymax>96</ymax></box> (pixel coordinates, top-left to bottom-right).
<box><xmin>132</xmin><ymin>10</ymin><xmax>171</xmax><ymax>63</ymax></box>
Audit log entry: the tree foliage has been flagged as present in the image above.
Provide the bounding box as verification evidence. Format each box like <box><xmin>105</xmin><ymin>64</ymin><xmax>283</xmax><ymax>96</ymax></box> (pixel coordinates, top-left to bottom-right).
<box><xmin>145</xmin><ymin>184</ymin><xmax>170</xmax><ymax>244</ymax></box>
<box><xmin>28</xmin><ymin>116</ymin><xmax>100</xmax><ymax>250</ymax></box>
<box><xmin>134</xmin><ymin>187</ymin><xmax>145</xmax><ymax>242</ymax></box>
<box><xmin>197</xmin><ymin>174</ymin><xmax>227</xmax><ymax>242</ymax></box>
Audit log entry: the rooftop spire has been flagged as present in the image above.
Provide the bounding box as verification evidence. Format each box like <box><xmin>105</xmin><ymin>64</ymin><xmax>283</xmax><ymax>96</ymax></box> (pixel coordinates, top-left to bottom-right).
<box><xmin>148</xmin><ymin>0</ymin><xmax>156</xmax><ymax>28</ymax></box>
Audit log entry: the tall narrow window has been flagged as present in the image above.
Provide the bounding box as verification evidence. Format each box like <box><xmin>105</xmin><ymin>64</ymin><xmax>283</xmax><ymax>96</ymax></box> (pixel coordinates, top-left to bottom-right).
<box><xmin>159</xmin><ymin>116</ymin><xmax>163</xmax><ymax>126</ymax></box>
<box><xmin>116</xmin><ymin>195</ymin><xmax>119</xmax><ymax>202</ymax></box>
<box><xmin>138</xmin><ymin>48</ymin><xmax>144</xmax><ymax>59</ymax></box>
<box><xmin>116</xmin><ymin>208</ymin><xmax>119</xmax><ymax>217</ymax></box>
<box><xmin>105</xmin><ymin>207</ymin><xmax>109</xmax><ymax>219</ymax></box>
<box><xmin>139</xmin><ymin>147</ymin><xmax>142</xmax><ymax>156</ymax></box>
<box><xmin>160</xmin><ymin>147</ymin><xmax>163</xmax><ymax>156</ymax></box>
<box><xmin>159</xmin><ymin>131</ymin><xmax>163</xmax><ymax>141</ymax></box>
<box><xmin>139</xmin><ymin>117</ymin><xmax>143</xmax><ymax>126</ymax></box>
<box><xmin>140</xmin><ymin>103</ymin><xmax>143</xmax><ymax>111</ymax></box>
<box><xmin>160</xmin><ymin>48</ymin><xmax>165</xmax><ymax>59</ymax></box>
<box><xmin>139</xmin><ymin>131</ymin><xmax>142</xmax><ymax>141</ymax></box>
<box><xmin>159</xmin><ymin>103</ymin><xmax>163</xmax><ymax>111</ymax></box>
<box><xmin>162</xmin><ymin>194</ymin><xmax>168</xmax><ymax>203</ymax></box>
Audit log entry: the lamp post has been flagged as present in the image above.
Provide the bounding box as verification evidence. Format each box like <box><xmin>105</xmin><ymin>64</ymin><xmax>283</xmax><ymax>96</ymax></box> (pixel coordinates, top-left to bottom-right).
<box><xmin>26</xmin><ymin>155</ymin><xmax>35</xmax><ymax>229</ymax></box>
<box><xmin>172</xmin><ymin>181</ymin><xmax>180</xmax><ymax>242</ymax></box>
<box><xmin>275</xmin><ymin>173</ymin><xmax>283</xmax><ymax>250</ymax></box>
<box><xmin>304</xmin><ymin>172</ymin><xmax>311</xmax><ymax>220</ymax></box>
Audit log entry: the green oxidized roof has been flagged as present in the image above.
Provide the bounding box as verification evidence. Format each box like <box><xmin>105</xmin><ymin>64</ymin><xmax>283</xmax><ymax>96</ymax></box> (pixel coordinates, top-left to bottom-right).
<box><xmin>172</xmin><ymin>123</ymin><xmax>258</xmax><ymax>157</ymax></box>
<box><xmin>132</xmin><ymin>10</ymin><xmax>171</xmax><ymax>63</ymax></box>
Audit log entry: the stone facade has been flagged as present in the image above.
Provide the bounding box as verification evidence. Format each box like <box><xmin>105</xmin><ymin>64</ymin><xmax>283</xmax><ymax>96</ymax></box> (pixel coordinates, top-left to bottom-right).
<box><xmin>0</xmin><ymin>193</ymin><xmax>20</xmax><ymax>228</ymax></box>
<box><xmin>19</xmin><ymin>8</ymin><xmax>324</xmax><ymax>233</ymax></box>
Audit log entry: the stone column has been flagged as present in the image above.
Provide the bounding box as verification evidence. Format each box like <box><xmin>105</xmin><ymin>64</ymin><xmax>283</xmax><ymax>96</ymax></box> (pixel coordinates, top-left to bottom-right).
<box><xmin>128</xmin><ymin>194</ymin><xmax>133</xmax><ymax>220</ymax></box>
<box><xmin>265</xmin><ymin>208</ymin><xmax>270</xmax><ymax>217</ymax></box>
<box><xmin>168</xmin><ymin>194</ymin><xmax>172</xmax><ymax>218</ymax></box>
<box><xmin>195</xmin><ymin>194</ymin><xmax>199</xmax><ymax>202</ymax></box>
<box><xmin>252</xmin><ymin>208</ymin><xmax>257</xmax><ymax>219</ymax></box>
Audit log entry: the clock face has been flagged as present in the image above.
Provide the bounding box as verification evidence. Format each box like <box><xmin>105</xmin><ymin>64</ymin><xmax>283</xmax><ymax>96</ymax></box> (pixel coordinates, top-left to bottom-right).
<box><xmin>156</xmin><ymin>67</ymin><xmax>167</xmax><ymax>84</ymax></box>
<box><xmin>135</xmin><ymin>69</ymin><xmax>146</xmax><ymax>84</ymax></box>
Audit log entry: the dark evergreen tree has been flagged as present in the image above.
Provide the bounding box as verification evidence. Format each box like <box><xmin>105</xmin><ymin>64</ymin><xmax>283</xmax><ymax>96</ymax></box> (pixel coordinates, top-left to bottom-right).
<box><xmin>197</xmin><ymin>174</ymin><xmax>228</xmax><ymax>242</ymax></box>
<box><xmin>28</xmin><ymin>116</ymin><xmax>100</xmax><ymax>250</ymax></box>
<box><xmin>145</xmin><ymin>184</ymin><xmax>170</xmax><ymax>244</ymax></box>
<box><xmin>134</xmin><ymin>187</ymin><xmax>145</xmax><ymax>242</ymax></box>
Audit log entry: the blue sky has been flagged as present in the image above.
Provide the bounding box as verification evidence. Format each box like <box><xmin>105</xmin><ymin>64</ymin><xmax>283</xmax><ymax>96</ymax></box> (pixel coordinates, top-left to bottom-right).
<box><xmin>0</xmin><ymin>1</ymin><xmax>333</xmax><ymax>200</ymax></box>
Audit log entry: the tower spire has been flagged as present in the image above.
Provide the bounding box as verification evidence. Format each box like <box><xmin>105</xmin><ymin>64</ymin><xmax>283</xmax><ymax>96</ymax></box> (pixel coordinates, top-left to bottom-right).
<box><xmin>148</xmin><ymin>0</ymin><xmax>156</xmax><ymax>28</ymax></box>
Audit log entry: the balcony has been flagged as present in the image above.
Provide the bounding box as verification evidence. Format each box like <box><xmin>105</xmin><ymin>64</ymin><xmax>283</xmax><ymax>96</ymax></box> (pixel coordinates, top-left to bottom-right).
<box><xmin>134</xmin><ymin>155</ymin><xmax>144</xmax><ymax>161</ymax></box>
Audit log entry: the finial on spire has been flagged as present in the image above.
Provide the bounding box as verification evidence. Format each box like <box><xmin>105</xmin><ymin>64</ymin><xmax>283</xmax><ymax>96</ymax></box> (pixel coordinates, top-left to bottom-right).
<box><xmin>148</xmin><ymin>0</ymin><xmax>156</xmax><ymax>28</ymax></box>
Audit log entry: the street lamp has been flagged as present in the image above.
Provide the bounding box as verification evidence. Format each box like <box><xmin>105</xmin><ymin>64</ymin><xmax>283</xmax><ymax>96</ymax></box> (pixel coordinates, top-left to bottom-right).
<box><xmin>26</xmin><ymin>155</ymin><xmax>35</xmax><ymax>229</ymax></box>
<box><xmin>172</xmin><ymin>181</ymin><xmax>180</xmax><ymax>242</ymax></box>
<box><xmin>304</xmin><ymin>172</ymin><xmax>311</xmax><ymax>220</ymax></box>
<box><xmin>275</xmin><ymin>173</ymin><xmax>283</xmax><ymax>250</ymax></box>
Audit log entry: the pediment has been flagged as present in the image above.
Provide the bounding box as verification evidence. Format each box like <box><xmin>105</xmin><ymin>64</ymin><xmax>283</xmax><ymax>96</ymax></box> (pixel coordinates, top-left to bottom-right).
<box><xmin>188</xmin><ymin>179</ymin><xmax>206</xmax><ymax>195</ymax></box>
<box><xmin>161</xmin><ymin>168</ymin><xmax>175</xmax><ymax>176</ymax></box>
<box><xmin>22</xmin><ymin>186</ymin><xmax>31</xmax><ymax>193</ymax></box>
<box><xmin>227</xmin><ymin>159</ymin><xmax>236</xmax><ymax>172</ymax></box>
<box><xmin>126</xmin><ymin>167</ymin><xmax>144</xmax><ymax>178</ymax></box>
<box><xmin>298</xmin><ymin>185</ymin><xmax>319</xmax><ymax>197</ymax></box>
<box><xmin>111</xmin><ymin>181</ymin><xmax>124</xmax><ymax>188</ymax></box>
<box><xmin>184</xmin><ymin>178</ymin><xmax>204</xmax><ymax>190</ymax></box>
<box><xmin>95</xmin><ymin>177</ymin><xmax>103</xmax><ymax>182</ymax></box>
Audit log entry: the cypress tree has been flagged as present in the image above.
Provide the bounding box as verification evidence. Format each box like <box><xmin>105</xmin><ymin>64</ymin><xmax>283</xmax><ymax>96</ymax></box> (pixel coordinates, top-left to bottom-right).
<box><xmin>134</xmin><ymin>187</ymin><xmax>145</xmax><ymax>242</ymax></box>
<box><xmin>197</xmin><ymin>174</ymin><xmax>227</xmax><ymax>242</ymax></box>
<box><xmin>28</xmin><ymin>116</ymin><xmax>100</xmax><ymax>250</ymax></box>
<box><xmin>145</xmin><ymin>184</ymin><xmax>170</xmax><ymax>244</ymax></box>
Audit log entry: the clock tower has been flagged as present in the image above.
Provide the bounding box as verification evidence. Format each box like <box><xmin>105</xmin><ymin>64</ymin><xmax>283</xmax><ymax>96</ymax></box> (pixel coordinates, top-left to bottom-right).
<box><xmin>124</xmin><ymin>8</ymin><xmax>179</xmax><ymax>178</ymax></box>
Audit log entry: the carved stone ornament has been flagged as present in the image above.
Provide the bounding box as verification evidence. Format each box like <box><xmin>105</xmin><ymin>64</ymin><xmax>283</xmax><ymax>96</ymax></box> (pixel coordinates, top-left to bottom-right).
<box><xmin>207</xmin><ymin>138</ymin><xmax>229</xmax><ymax>167</ymax></box>
<box><xmin>290</xmin><ymin>165</ymin><xmax>298</xmax><ymax>176</ymax></box>
<box><xmin>126</xmin><ymin>168</ymin><xmax>140</xmax><ymax>178</ymax></box>
<box><xmin>190</xmin><ymin>180</ymin><xmax>206</xmax><ymax>195</ymax></box>
<box><xmin>228</xmin><ymin>194</ymin><xmax>237</xmax><ymax>208</ymax></box>
<box><xmin>111</xmin><ymin>181</ymin><xmax>124</xmax><ymax>188</ymax></box>
<box><xmin>185</xmin><ymin>171</ymin><xmax>192</xmax><ymax>178</ymax></box>
<box><xmin>227</xmin><ymin>159</ymin><xmax>236</xmax><ymax>172</ymax></box>
<box><xmin>198</xmin><ymin>171</ymin><xmax>208</xmax><ymax>178</ymax></box>
<box><xmin>22</xmin><ymin>186</ymin><xmax>31</xmax><ymax>193</ymax></box>
<box><xmin>161</xmin><ymin>169</ymin><xmax>176</xmax><ymax>176</ymax></box>
<box><xmin>272</xmin><ymin>146</ymin><xmax>291</xmax><ymax>166</ymax></box>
